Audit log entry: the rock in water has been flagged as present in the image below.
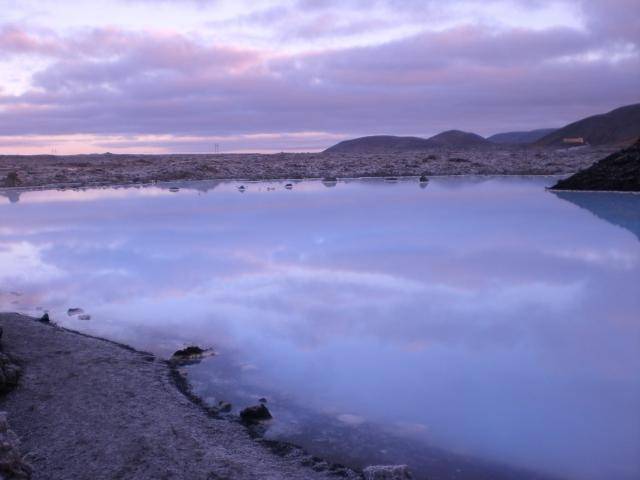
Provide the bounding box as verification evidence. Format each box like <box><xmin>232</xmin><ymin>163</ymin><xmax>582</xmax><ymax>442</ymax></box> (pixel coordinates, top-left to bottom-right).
<box><xmin>172</xmin><ymin>346</ymin><xmax>204</xmax><ymax>358</ymax></box>
<box><xmin>550</xmin><ymin>139</ymin><xmax>640</xmax><ymax>192</ymax></box>
<box><xmin>170</xmin><ymin>345</ymin><xmax>212</xmax><ymax>365</ymax></box>
<box><xmin>39</xmin><ymin>313</ymin><xmax>50</xmax><ymax>323</ymax></box>
<box><xmin>0</xmin><ymin>413</ymin><xmax>32</xmax><ymax>479</ymax></box>
<box><xmin>363</xmin><ymin>465</ymin><xmax>413</xmax><ymax>480</ymax></box>
<box><xmin>240</xmin><ymin>404</ymin><xmax>272</xmax><ymax>423</ymax></box>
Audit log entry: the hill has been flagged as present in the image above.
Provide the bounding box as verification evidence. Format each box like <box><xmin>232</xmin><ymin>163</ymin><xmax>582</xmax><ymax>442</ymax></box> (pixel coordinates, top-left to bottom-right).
<box><xmin>424</xmin><ymin>130</ymin><xmax>491</xmax><ymax>148</ymax></box>
<box><xmin>323</xmin><ymin>135</ymin><xmax>432</xmax><ymax>153</ymax></box>
<box><xmin>488</xmin><ymin>128</ymin><xmax>557</xmax><ymax>144</ymax></box>
<box><xmin>550</xmin><ymin>139</ymin><xmax>640</xmax><ymax>192</ymax></box>
<box><xmin>536</xmin><ymin>103</ymin><xmax>640</xmax><ymax>147</ymax></box>
<box><xmin>324</xmin><ymin>130</ymin><xmax>489</xmax><ymax>153</ymax></box>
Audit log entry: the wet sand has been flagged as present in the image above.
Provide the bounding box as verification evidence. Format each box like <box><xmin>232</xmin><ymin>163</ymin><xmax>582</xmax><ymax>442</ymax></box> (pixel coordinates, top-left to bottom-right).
<box><xmin>0</xmin><ymin>313</ymin><xmax>357</xmax><ymax>480</ymax></box>
<box><xmin>0</xmin><ymin>146</ymin><xmax>616</xmax><ymax>190</ymax></box>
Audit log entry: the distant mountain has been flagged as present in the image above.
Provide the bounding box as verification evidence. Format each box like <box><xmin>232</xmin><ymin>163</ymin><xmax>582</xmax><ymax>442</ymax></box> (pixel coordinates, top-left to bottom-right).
<box><xmin>324</xmin><ymin>130</ymin><xmax>489</xmax><ymax>153</ymax></box>
<box><xmin>550</xmin><ymin>139</ymin><xmax>640</xmax><ymax>192</ymax></box>
<box><xmin>536</xmin><ymin>103</ymin><xmax>640</xmax><ymax>147</ymax></box>
<box><xmin>424</xmin><ymin>130</ymin><xmax>490</xmax><ymax>148</ymax></box>
<box><xmin>487</xmin><ymin>128</ymin><xmax>557</xmax><ymax>144</ymax></box>
<box><xmin>324</xmin><ymin>135</ymin><xmax>432</xmax><ymax>153</ymax></box>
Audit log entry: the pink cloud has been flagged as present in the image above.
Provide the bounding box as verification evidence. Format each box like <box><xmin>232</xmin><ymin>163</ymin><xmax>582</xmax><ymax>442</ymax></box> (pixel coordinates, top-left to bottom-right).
<box><xmin>0</xmin><ymin>2</ymin><xmax>638</xmax><ymax>152</ymax></box>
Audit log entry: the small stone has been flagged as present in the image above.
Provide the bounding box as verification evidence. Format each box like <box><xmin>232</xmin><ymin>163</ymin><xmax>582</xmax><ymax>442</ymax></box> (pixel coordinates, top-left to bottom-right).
<box><xmin>240</xmin><ymin>404</ymin><xmax>272</xmax><ymax>423</ymax></box>
<box><xmin>78</xmin><ymin>314</ymin><xmax>91</xmax><ymax>321</ymax></box>
<box><xmin>39</xmin><ymin>313</ymin><xmax>50</xmax><ymax>323</ymax></box>
<box><xmin>363</xmin><ymin>465</ymin><xmax>413</xmax><ymax>480</ymax></box>
<box><xmin>419</xmin><ymin>175</ymin><xmax>428</xmax><ymax>183</ymax></box>
<box><xmin>322</xmin><ymin>177</ymin><xmax>337</xmax><ymax>187</ymax></box>
<box><xmin>258</xmin><ymin>397</ymin><xmax>267</xmax><ymax>404</ymax></box>
<box><xmin>284</xmin><ymin>183</ymin><xmax>293</xmax><ymax>189</ymax></box>
<box><xmin>217</xmin><ymin>401</ymin><xmax>232</xmax><ymax>413</ymax></box>
<box><xmin>67</xmin><ymin>308</ymin><xmax>84</xmax><ymax>316</ymax></box>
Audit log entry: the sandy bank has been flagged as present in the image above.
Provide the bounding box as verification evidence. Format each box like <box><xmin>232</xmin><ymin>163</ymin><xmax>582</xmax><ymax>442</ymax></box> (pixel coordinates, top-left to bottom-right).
<box><xmin>0</xmin><ymin>313</ymin><xmax>358</xmax><ymax>480</ymax></box>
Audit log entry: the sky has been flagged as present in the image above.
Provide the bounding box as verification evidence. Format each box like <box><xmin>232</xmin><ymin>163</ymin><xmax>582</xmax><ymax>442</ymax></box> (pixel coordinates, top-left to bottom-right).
<box><xmin>0</xmin><ymin>0</ymin><xmax>638</xmax><ymax>154</ymax></box>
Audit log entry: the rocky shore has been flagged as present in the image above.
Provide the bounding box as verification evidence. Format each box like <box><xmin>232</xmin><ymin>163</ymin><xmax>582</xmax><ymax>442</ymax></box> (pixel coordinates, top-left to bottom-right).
<box><xmin>550</xmin><ymin>140</ymin><xmax>640</xmax><ymax>192</ymax></box>
<box><xmin>0</xmin><ymin>146</ymin><xmax>616</xmax><ymax>191</ymax></box>
<box><xmin>0</xmin><ymin>313</ymin><xmax>363</xmax><ymax>480</ymax></box>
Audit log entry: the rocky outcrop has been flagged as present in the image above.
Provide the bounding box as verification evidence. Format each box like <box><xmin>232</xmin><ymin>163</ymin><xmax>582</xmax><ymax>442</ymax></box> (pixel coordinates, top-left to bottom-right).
<box><xmin>0</xmin><ymin>353</ymin><xmax>20</xmax><ymax>394</ymax></box>
<box><xmin>551</xmin><ymin>139</ymin><xmax>640</xmax><ymax>192</ymax></box>
<box><xmin>363</xmin><ymin>464</ymin><xmax>412</xmax><ymax>479</ymax></box>
<box><xmin>0</xmin><ymin>413</ymin><xmax>31</xmax><ymax>479</ymax></box>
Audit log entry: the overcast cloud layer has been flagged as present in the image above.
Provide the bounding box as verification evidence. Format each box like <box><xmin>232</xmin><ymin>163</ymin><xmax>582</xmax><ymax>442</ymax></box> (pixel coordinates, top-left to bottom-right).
<box><xmin>0</xmin><ymin>0</ymin><xmax>638</xmax><ymax>153</ymax></box>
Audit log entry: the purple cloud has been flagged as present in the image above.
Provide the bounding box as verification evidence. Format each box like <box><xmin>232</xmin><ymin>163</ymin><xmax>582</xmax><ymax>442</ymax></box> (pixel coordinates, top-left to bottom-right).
<box><xmin>0</xmin><ymin>0</ymin><xmax>638</xmax><ymax>152</ymax></box>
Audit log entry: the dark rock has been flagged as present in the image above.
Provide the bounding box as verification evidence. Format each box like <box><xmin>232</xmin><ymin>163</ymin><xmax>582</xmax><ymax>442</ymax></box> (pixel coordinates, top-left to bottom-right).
<box><xmin>39</xmin><ymin>313</ymin><xmax>50</xmax><ymax>323</ymax></box>
<box><xmin>78</xmin><ymin>314</ymin><xmax>91</xmax><ymax>321</ymax></box>
<box><xmin>172</xmin><ymin>346</ymin><xmax>204</xmax><ymax>358</ymax></box>
<box><xmin>419</xmin><ymin>175</ymin><xmax>428</xmax><ymax>183</ymax></box>
<box><xmin>0</xmin><ymin>353</ymin><xmax>21</xmax><ymax>393</ymax></box>
<box><xmin>550</xmin><ymin>139</ymin><xmax>640</xmax><ymax>192</ymax></box>
<box><xmin>258</xmin><ymin>397</ymin><xmax>267</xmax><ymax>404</ymax></box>
<box><xmin>217</xmin><ymin>401</ymin><xmax>232</xmax><ymax>413</ymax></box>
<box><xmin>2</xmin><ymin>171</ymin><xmax>21</xmax><ymax>188</ymax></box>
<box><xmin>67</xmin><ymin>308</ymin><xmax>84</xmax><ymax>316</ymax></box>
<box><xmin>322</xmin><ymin>177</ymin><xmax>338</xmax><ymax>187</ymax></box>
<box><xmin>240</xmin><ymin>404</ymin><xmax>272</xmax><ymax>423</ymax></box>
<box><xmin>284</xmin><ymin>183</ymin><xmax>293</xmax><ymax>189</ymax></box>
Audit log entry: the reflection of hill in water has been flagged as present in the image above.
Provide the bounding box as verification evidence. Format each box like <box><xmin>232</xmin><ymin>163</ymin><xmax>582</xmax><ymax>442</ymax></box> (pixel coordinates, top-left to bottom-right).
<box><xmin>553</xmin><ymin>191</ymin><xmax>640</xmax><ymax>241</ymax></box>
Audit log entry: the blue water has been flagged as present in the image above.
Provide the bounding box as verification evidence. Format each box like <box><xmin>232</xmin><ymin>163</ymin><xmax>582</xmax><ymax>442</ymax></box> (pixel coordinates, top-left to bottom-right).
<box><xmin>0</xmin><ymin>177</ymin><xmax>638</xmax><ymax>480</ymax></box>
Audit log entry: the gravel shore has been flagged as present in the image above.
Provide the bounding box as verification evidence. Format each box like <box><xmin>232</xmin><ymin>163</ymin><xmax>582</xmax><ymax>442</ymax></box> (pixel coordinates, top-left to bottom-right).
<box><xmin>0</xmin><ymin>147</ymin><xmax>616</xmax><ymax>190</ymax></box>
<box><xmin>0</xmin><ymin>313</ymin><xmax>357</xmax><ymax>480</ymax></box>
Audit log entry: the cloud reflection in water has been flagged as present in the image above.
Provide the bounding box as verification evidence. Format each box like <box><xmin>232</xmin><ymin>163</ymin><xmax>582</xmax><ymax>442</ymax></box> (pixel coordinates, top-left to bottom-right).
<box><xmin>0</xmin><ymin>177</ymin><xmax>638</xmax><ymax>480</ymax></box>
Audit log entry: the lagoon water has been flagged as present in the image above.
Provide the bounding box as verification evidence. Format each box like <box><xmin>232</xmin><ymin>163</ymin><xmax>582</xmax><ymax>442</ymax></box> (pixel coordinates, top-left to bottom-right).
<box><xmin>1</xmin><ymin>177</ymin><xmax>639</xmax><ymax>480</ymax></box>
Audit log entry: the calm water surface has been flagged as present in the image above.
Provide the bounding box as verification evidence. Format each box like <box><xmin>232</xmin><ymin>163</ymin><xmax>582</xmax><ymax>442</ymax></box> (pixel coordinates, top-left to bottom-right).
<box><xmin>0</xmin><ymin>177</ymin><xmax>639</xmax><ymax>480</ymax></box>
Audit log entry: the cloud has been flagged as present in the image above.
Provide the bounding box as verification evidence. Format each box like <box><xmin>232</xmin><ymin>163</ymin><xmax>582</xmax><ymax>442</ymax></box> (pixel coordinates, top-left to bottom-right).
<box><xmin>0</xmin><ymin>0</ymin><xmax>638</xmax><ymax>152</ymax></box>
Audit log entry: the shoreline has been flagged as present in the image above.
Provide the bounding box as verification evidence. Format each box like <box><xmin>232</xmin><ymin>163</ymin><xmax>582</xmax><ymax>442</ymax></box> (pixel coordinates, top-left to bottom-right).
<box><xmin>3</xmin><ymin>176</ymin><xmax>640</xmax><ymax>201</ymax></box>
<box><xmin>0</xmin><ymin>147</ymin><xmax>617</xmax><ymax>191</ymax></box>
<box><xmin>0</xmin><ymin>313</ymin><xmax>359</xmax><ymax>479</ymax></box>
